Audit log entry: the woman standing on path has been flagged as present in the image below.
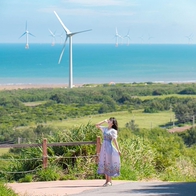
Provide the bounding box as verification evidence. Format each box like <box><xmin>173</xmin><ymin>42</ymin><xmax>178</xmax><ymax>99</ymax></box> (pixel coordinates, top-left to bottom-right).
<box><xmin>96</xmin><ymin>117</ymin><xmax>121</xmax><ymax>187</ymax></box>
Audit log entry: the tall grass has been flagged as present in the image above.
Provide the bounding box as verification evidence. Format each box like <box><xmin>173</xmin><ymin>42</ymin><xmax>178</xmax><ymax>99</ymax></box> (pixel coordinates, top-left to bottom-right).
<box><xmin>0</xmin><ymin>183</ymin><xmax>18</xmax><ymax>196</ymax></box>
<box><xmin>0</xmin><ymin>124</ymin><xmax>196</xmax><ymax>182</ymax></box>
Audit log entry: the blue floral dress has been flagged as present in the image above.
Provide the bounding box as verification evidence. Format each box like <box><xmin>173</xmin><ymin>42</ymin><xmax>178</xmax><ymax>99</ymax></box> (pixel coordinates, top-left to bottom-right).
<box><xmin>98</xmin><ymin>126</ymin><xmax>120</xmax><ymax>177</ymax></box>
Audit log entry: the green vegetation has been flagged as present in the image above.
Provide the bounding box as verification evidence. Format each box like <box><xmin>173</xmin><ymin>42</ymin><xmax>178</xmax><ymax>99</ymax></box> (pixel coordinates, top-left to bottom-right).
<box><xmin>0</xmin><ymin>82</ymin><xmax>196</xmax><ymax>191</ymax></box>
<box><xmin>0</xmin><ymin>148</ymin><xmax>9</xmax><ymax>156</ymax></box>
<box><xmin>0</xmin><ymin>124</ymin><xmax>196</xmax><ymax>184</ymax></box>
<box><xmin>0</xmin><ymin>182</ymin><xmax>18</xmax><ymax>196</ymax></box>
<box><xmin>50</xmin><ymin>110</ymin><xmax>174</xmax><ymax>129</ymax></box>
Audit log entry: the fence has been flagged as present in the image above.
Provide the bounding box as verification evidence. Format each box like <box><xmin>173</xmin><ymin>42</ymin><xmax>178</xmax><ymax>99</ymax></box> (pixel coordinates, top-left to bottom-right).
<box><xmin>0</xmin><ymin>136</ymin><xmax>101</xmax><ymax>173</ymax></box>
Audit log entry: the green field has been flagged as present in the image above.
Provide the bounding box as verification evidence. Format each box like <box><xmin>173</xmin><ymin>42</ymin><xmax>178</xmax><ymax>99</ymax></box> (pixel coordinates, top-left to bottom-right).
<box><xmin>137</xmin><ymin>94</ymin><xmax>196</xmax><ymax>100</ymax></box>
<box><xmin>0</xmin><ymin>148</ymin><xmax>9</xmax><ymax>156</ymax></box>
<box><xmin>48</xmin><ymin>110</ymin><xmax>175</xmax><ymax>130</ymax></box>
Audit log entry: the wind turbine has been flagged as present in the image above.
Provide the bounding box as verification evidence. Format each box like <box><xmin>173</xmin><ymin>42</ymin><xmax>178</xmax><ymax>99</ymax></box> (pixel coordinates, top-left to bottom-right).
<box><xmin>54</xmin><ymin>11</ymin><xmax>92</xmax><ymax>88</ymax></box>
<box><xmin>138</xmin><ymin>35</ymin><xmax>144</xmax><ymax>43</ymax></box>
<box><xmin>124</xmin><ymin>29</ymin><xmax>131</xmax><ymax>46</ymax></box>
<box><xmin>57</xmin><ymin>32</ymin><xmax>64</xmax><ymax>44</ymax></box>
<box><xmin>148</xmin><ymin>34</ymin><xmax>154</xmax><ymax>44</ymax></box>
<box><xmin>48</xmin><ymin>29</ymin><xmax>56</xmax><ymax>46</ymax></box>
<box><xmin>115</xmin><ymin>27</ymin><xmax>123</xmax><ymax>47</ymax></box>
<box><xmin>185</xmin><ymin>33</ymin><xmax>193</xmax><ymax>44</ymax></box>
<box><xmin>19</xmin><ymin>21</ymin><xmax>35</xmax><ymax>49</ymax></box>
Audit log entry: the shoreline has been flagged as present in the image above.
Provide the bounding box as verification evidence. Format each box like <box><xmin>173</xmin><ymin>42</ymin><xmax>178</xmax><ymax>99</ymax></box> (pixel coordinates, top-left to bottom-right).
<box><xmin>0</xmin><ymin>81</ymin><xmax>196</xmax><ymax>91</ymax></box>
<box><xmin>0</xmin><ymin>84</ymin><xmax>70</xmax><ymax>91</ymax></box>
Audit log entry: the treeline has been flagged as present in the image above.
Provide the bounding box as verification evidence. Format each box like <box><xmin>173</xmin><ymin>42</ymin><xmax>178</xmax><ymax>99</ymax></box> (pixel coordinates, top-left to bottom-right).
<box><xmin>1</xmin><ymin>83</ymin><xmax>196</xmax><ymax>143</ymax></box>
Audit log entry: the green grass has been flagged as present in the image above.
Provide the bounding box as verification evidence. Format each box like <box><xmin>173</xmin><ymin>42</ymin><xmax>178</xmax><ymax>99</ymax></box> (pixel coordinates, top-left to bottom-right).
<box><xmin>0</xmin><ymin>183</ymin><xmax>18</xmax><ymax>196</ymax></box>
<box><xmin>137</xmin><ymin>94</ymin><xmax>196</xmax><ymax>101</ymax></box>
<box><xmin>0</xmin><ymin>148</ymin><xmax>9</xmax><ymax>156</ymax></box>
<box><xmin>49</xmin><ymin>110</ymin><xmax>175</xmax><ymax>129</ymax></box>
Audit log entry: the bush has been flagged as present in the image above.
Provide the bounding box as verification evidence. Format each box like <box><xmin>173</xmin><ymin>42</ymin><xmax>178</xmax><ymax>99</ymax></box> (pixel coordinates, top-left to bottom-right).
<box><xmin>35</xmin><ymin>166</ymin><xmax>61</xmax><ymax>181</ymax></box>
<box><xmin>19</xmin><ymin>174</ymin><xmax>33</xmax><ymax>183</ymax></box>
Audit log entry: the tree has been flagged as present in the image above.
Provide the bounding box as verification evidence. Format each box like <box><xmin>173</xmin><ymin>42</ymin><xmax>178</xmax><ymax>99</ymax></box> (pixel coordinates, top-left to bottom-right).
<box><xmin>125</xmin><ymin>120</ymin><xmax>139</xmax><ymax>131</ymax></box>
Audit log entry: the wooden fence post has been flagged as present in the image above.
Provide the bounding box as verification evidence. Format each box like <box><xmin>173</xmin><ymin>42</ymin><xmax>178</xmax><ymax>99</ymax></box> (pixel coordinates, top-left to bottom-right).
<box><xmin>96</xmin><ymin>136</ymin><xmax>101</xmax><ymax>164</ymax></box>
<box><xmin>42</xmin><ymin>138</ymin><xmax>48</xmax><ymax>169</ymax></box>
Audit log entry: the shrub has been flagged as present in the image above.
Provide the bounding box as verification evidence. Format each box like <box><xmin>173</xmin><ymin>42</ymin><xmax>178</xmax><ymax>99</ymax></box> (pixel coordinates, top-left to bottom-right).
<box><xmin>35</xmin><ymin>166</ymin><xmax>61</xmax><ymax>181</ymax></box>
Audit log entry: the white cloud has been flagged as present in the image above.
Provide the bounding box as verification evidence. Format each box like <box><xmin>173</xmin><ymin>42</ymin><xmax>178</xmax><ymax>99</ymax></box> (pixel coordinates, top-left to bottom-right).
<box><xmin>62</xmin><ymin>0</ymin><xmax>137</xmax><ymax>7</ymax></box>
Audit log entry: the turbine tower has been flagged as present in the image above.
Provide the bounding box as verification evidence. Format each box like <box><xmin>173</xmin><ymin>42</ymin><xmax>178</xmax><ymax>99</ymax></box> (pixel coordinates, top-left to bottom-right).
<box><xmin>54</xmin><ymin>11</ymin><xmax>92</xmax><ymax>88</ymax></box>
<box><xmin>115</xmin><ymin>27</ymin><xmax>122</xmax><ymax>47</ymax></box>
<box><xmin>48</xmin><ymin>29</ymin><xmax>56</xmax><ymax>46</ymax></box>
<box><xmin>19</xmin><ymin>21</ymin><xmax>35</xmax><ymax>49</ymax></box>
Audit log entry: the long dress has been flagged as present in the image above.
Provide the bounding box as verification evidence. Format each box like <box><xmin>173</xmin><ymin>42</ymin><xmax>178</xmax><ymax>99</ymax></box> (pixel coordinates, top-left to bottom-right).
<box><xmin>97</xmin><ymin>126</ymin><xmax>120</xmax><ymax>177</ymax></box>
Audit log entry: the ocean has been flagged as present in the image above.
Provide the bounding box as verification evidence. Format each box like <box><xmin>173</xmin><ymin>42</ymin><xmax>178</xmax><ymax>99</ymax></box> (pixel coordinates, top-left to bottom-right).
<box><xmin>0</xmin><ymin>43</ymin><xmax>196</xmax><ymax>85</ymax></box>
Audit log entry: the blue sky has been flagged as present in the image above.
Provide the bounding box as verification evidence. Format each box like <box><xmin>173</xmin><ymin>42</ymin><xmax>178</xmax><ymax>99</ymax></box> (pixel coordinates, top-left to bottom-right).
<box><xmin>1</xmin><ymin>0</ymin><xmax>196</xmax><ymax>44</ymax></box>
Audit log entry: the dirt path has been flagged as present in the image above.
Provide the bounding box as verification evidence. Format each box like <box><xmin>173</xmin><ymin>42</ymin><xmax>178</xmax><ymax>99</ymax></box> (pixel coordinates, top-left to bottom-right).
<box><xmin>168</xmin><ymin>125</ymin><xmax>192</xmax><ymax>133</ymax></box>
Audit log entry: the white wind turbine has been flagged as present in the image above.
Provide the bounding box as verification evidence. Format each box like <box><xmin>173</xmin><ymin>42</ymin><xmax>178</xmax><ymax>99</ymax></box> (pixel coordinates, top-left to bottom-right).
<box><xmin>54</xmin><ymin>11</ymin><xmax>92</xmax><ymax>88</ymax></box>
<box><xmin>58</xmin><ymin>32</ymin><xmax>64</xmax><ymax>44</ymax></box>
<box><xmin>124</xmin><ymin>29</ymin><xmax>131</xmax><ymax>46</ymax></box>
<box><xmin>115</xmin><ymin>27</ymin><xmax>123</xmax><ymax>47</ymax></box>
<box><xmin>48</xmin><ymin>29</ymin><xmax>56</xmax><ymax>46</ymax></box>
<box><xmin>185</xmin><ymin>33</ymin><xmax>193</xmax><ymax>44</ymax></box>
<box><xmin>19</xmin><ymin>21</ymin><xmax>35</xmax><ymax>49</ymax></box>
<box><xmin>148</xmin><ymin>34</ymin><xmax>154</xmax><ymax>44</ymax></box>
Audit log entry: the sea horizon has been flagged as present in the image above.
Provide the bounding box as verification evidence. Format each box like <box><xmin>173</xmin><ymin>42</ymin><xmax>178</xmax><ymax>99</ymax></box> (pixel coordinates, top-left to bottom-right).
<box><xmin>1</xmin><ymin>43</ymin><xmax>196</xmax><ymax>86</ymax></box>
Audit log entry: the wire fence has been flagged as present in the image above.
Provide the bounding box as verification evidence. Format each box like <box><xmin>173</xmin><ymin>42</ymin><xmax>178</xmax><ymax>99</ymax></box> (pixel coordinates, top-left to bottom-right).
<box><xmin>0</xmin><ymin>155</ymin><xmax>97</xmax><ymax>174</ymax></box>
<box><xmin>0</xmin><ymin>137</ymin><xmax>101</xmax><ymax>175</ymax></box>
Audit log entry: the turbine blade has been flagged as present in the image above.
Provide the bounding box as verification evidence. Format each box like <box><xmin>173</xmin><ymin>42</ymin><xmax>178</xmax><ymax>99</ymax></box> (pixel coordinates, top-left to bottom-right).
<box><xmin>71</xmin><ymin>29</ymin><xmax>92</xmax><ymax>36</ymax></box>
<box><xmin>54</xmin><ymin>11</ymin><xmax>71</xmax><ymax>34</ymax></box>
<box><xmin>49</xmin><ymin>29</ymin><xmax>54</xmax><ymax>36</ymax></box>
<box><xmin>58</xmin><ymin>37</ymin><xmax>68</xmax><ymax>64</ymax></box>
<box><xmin>29</xmin><ymin>32</ymin><xmax>35</xmax><ymax>37</ymax></box>
<box><xmin>116</xmin><ymin>27</ymin><xmax>118</xmax><ymax>35</ymax></box>
<box><xmin>19</xmin><ymin>32</ymin><xmax>26</xmax><ymax>39</ymax></box>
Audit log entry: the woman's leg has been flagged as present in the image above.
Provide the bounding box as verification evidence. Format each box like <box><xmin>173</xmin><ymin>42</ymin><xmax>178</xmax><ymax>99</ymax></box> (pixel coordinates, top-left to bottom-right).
<box><xmin>105</xmin><ymin>174</ymin><xmax>109</xmax><ymax>182</ymax></box>
<box><xmin>103</xmin><ymin>175</ymin><xmax>112</xmax><ymax>186</ymax></box>
<box><xmin>107</xmin><ymin>176</ymin><xmax>112</xmax><ymax>183</ymax></box>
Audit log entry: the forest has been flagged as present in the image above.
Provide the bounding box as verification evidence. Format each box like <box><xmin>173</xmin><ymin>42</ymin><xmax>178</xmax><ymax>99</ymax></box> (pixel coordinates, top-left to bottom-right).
<box><xmin>0</xmin><ymin>82</ymin><xmax>196</xmax><ymax>186</ymax></box>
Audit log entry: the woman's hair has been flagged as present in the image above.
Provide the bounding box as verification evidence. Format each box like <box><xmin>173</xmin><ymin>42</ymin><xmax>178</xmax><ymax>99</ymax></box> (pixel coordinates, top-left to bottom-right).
<box><xmin>109</xmin><ymin>117</ymin><xmax>118</xmax><ymax>131</ymax></box>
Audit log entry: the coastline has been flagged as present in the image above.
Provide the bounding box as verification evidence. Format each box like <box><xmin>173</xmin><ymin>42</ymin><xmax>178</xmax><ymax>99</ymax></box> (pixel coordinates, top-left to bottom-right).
<box><xmin>0</xmin><ymin>84</ymin><xmax>71</xmax><ymax>91</ymax></box>
<box><xmin>0</xmin><ymin>81</ymin><xmax>196</xmax><ymax>91</ymax></box>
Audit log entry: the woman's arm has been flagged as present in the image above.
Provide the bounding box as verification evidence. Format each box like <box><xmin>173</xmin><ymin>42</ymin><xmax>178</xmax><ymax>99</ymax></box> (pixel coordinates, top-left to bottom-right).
<box><xmin>113</xmin><ymin>138</ymin><xmax>121</xmax><ymax>156</ymax></box>
<box><xmin>96</xmin><ymin>119</ymin><xmax>108</xmax><ymax>130</ymax></box>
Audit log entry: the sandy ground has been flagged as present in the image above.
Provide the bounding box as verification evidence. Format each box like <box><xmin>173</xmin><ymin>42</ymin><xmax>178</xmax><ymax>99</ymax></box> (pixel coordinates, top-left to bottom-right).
<box><xmin>0</xmin><ymin>84</ymin><xmax>73</xmax><ymax>91</ymax></box>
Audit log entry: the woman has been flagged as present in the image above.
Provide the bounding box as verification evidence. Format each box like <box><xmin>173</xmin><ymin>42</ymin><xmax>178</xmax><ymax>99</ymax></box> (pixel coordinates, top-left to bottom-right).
<box><xmin>96</xmin><ymin>117</ymin><xmax>121</xmax><ymax>187</ymax></box>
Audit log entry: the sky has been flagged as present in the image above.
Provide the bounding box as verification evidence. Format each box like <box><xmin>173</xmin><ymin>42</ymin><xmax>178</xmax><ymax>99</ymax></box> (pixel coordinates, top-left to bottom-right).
<box><xmin>1</xmin><ymin>0</ymin><xmax>196</xmax><ymax>44</ymax></box>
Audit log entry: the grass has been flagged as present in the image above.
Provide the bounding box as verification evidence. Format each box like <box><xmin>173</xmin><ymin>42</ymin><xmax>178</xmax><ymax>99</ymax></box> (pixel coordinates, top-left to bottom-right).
<box><xmin>0</xmin><ymin>183</ymin><xmax>18</xmax><ymax>196</ymax></box>
<box><xmin>0</xmin><ymin>148</ymin><xmax>10</xmax><ymax>156</ymax></box>
<box><xmin>137</xmin><ymin>94</ymin><xmax>196</xmax><ymax>101</ymax></box>
<box><xmin>49</xmin><ymin>110</ymin><xmax>175</xmax><ymax>129</ymax></box>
